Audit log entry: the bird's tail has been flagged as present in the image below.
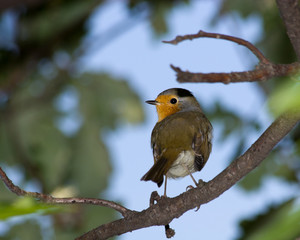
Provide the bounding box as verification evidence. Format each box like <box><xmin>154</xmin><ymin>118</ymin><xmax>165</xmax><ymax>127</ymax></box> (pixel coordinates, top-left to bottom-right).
<box><xmin>141</xmin><ymin>158</ymin><xmax>168</xmax><ymax>187</ymax></box>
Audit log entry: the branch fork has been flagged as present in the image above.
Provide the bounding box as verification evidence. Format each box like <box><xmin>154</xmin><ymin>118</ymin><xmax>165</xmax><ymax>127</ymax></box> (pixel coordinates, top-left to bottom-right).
<box><xmin>164</xmin><ymin>30</ymin><xmax>300</xmax><ymax>84</ymax></box>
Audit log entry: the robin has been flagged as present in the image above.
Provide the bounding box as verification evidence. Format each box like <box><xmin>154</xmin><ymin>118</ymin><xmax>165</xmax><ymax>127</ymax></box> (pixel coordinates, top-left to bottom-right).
<box><xmin>141</xmin><ymin>88</ymin><xmax>212</xmax><ymax>196</ymax></box>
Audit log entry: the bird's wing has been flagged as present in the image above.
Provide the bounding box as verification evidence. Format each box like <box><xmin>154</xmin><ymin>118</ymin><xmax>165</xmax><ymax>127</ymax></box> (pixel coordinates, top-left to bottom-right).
<box><xmin>141</xmin><ymin>111</ymin><xmax>212</xmax><ymax>186</ymax></box>
<box><xmin>142</xmin><ymin>114</ymin><xmax>193</xmax><ymax>186</ymax></box>
<box><xmin>192</xmin><ymin>114</ymin><xmax>212</xmax><ymax>171</ymax></box>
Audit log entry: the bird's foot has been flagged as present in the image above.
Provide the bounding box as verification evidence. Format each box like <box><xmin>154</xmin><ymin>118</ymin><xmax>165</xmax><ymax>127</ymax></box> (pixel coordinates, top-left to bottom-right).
<box><xmin>197</xmin><ymin>179</ymin><xmax>206</xmax><ymax>188</ymax></box>
<box><xmin>185</xmin><ymin>185</ymin><xmax>201</xmax><ymax>211</ymax></box>
<box><xmin>185</xmin><ymin>179</ymin><xmax>206</xmax><ymax>211</ymax></box>
<box><xmin>186</xmin><ymin>179</ymin><xmax>206</xmax><ymax>191</ymax></box>
<box><xmin>150</xmin><ymin>191</ymin><xmax>161</xmax><ymax>206</ymax></box>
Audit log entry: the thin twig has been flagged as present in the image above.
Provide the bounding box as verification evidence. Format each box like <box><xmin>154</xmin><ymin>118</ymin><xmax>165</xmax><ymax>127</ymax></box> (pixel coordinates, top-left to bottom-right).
<box><xmin>0</xmin><ymin>166</ymin><xmax>133</xmax><ymax>218</ymax></box>
<box><xmin>163</xmin><ymin>30</ymin><xmax>270</xmax><ymax>64</ymax></box>
<box><xmin>163</xmin><ymin>30</ymin><xmax>300</xmax><ymax>84</ymax></box>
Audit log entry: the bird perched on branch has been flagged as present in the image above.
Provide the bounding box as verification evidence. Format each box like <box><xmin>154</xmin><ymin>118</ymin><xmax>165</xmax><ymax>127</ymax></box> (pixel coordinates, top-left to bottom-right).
<box><xmin>141</xmin><ymin>88</ymin><xmax>212</xmax><ymax>196</ymax></box>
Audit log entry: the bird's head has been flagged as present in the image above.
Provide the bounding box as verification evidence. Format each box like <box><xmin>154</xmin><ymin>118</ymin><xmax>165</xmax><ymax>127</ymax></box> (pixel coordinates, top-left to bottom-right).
<box><xmin>146</xmin><ymin>88</ymin><xmax>202</xmax><ymax>122</ymax></box>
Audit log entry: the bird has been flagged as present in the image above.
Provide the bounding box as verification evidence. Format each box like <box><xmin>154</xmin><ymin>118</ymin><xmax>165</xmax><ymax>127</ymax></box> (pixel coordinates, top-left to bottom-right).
<box><xmin>141</xmin><ymin>88</ymin><xmax>212</xmax><ymax>196</ymax></box>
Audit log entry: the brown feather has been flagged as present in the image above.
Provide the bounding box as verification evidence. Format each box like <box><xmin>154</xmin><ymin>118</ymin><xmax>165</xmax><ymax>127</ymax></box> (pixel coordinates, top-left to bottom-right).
<box><xmin>141</xmin><ymin>111</ymin><xmax>212</xmax><ymax>186</ymax></box>
<box><xmin>140</xmin><ymin>158</ymin><xmax>167</xmax><ymax>187</ymax></box>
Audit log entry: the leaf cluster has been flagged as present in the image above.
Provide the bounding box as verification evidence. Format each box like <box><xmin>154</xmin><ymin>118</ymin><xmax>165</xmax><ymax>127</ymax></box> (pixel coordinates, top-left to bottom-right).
<box><xmin>0</xmin><ymin>1</ymin><xmax>147</xmax><ymax>238</ymax></box>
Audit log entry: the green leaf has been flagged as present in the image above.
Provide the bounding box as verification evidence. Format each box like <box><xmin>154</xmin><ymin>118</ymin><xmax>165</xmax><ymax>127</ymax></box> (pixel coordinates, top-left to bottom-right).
<box><xmin>13</xmin><ymin>105</ymin><xmax>72</xmax><ymax>191</ymax></box>
<box><xmin>69</xmin><ymin>123</ymin><xmax>111</xmax><ymax>197</ymax></box>
<box><xmin>239</xmin><ymin>147</ymin><xmax>298</xmax><ymax>191</ymax></box>
<box><xmin>77</xmin><ymin>73</ymin><xmax>144</xmax><ymax>129</ymax></box>
<box><xmin>237</xmin><ymin>198</ymin><xmax>300</xmax><ymax>240</ymax></box>
<box><xmin>0</xmin><ymin>122</ymin><xmax>15</xmax><ymax>165</ymax></box>
<box><xmin>53</xmin><ymin>204</ymin><xmax>117</xmax><ymax>240</ymax></box>
<box><xmin>127</xmin><ymin>0</ymin><xmax>190</xmax><ymax>35</ymax></box>
<box><xmin>273</xmin><ymin>163</ymin><xmax>298</xmax><ymax>183</ymax></box>
<box><xmin>150</xmin><ymin>3</ymin><xmax>169</xmax><ymax>35</ymax></box>
<box><xmin>19</xmin><ymin>1</ymin><xmax>95</xmax><ymax>49</ymax></box>
<box><xmin>238</xmin><ymin>156</ymin><xmax>269</xmax><ymax>191</ymax></box>
<box><xmin>268</xmin><ymin>79</ymin><xmax>300</xmax><ymax>116</ymax></box>
<box><xmin>0</xmin><ymin>197</ymin><xmax>60</xmax><ymax>220</ymax></box>
<box><xmin>1</xmin><ymin>220</ymin><xmax>43</xmax><ymax>240</ymax></box>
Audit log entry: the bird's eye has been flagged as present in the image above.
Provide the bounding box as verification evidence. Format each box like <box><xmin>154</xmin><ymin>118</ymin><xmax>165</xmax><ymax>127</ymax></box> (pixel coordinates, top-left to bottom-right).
<box><xmin>170</xmin><ymin>98</ymin><xmax>177</xmax><ymax>104</ymax></box>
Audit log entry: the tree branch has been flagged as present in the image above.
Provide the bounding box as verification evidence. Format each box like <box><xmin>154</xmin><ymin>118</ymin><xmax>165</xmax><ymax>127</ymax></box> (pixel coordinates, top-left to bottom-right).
<box><xmin>163</xmin><ymin>30</ymin><xmax>270</xmax><ymax>64</ymax></box>
<box><xmin>163</xmin><ymin>30</ymin><xmax>300</xmax><ymax>84</ymax></box>
<box><xmin>276</xmin><ymin>0</ymin><xmax>300</xmax><ymax>60</ymax></box>
<box><xmin>0</xmin><ymin>166</ymin><xmax>133</xmax><ymax>218</ymax></box>
<box><xmin>170</xmin><ymin>62</ymin><xmax>300</xmax><ymax>84</ymax></box>
<box><xmin>2</xmin><ymin>112</ymin><xmax>299</xmax><ymax>240</ymax></box>
<box><xmin>76</xmin><ymin>112</ymin><xmax>300</xmax><ymax>240</ymax></box>
<box><xmin>1</xmin><ymin>2</ymin><xmax>299</xmax><ymax>238</ymax></box>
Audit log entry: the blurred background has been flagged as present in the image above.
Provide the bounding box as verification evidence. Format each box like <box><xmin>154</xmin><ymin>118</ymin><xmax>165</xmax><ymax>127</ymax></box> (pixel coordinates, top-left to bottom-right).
<box><xmin>0</xmin><ymin>0</ymin><xmax>300</xmax><ymax>239</ymax></box>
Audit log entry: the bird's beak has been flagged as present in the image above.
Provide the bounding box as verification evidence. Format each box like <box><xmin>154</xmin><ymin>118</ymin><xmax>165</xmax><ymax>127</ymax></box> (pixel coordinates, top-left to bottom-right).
<box><xmin>145</xmin><ymin>100</ymin><xmax>158</xmax><ymax>105</ymax></box>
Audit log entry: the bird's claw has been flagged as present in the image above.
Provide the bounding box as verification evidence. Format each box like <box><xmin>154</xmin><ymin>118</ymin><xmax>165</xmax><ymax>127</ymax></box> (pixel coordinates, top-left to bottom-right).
<box><xmin>185</xmin><ymin>185</ymin><xmax>201</xmax><ymax>211</ymax></box>
<box><xmin>185</xmin><ymin>180</ymin><xmax>206</xmax><ymax>211</ymax></box>
<box><xmin>186</xmin><ymin>185</ymin><xmax>195</xmax><ymax>191</ymax></box>
<box><xmin>186</xmin><ymin>179</ymin><xmax>206</xmax><ymax>192</ymax></box>
<box><xmin>194</xmin><ymin>205</ymin><xmax>201</xmax><ymax>212</ymax></box>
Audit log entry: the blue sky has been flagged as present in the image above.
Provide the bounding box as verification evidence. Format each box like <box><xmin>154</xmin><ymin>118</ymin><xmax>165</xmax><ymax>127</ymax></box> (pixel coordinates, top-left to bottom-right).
<box><xmin>80</xmin><ymin>1</ymin><xmax>297</xmax><ymax>240</ymax></box>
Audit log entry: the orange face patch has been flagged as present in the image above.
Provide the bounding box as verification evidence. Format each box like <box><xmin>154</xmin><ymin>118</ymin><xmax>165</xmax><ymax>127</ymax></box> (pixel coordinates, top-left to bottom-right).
<box><xmin>155</xmin><ymin>95</ymin><xmax>180</xmax><ymax>122</ymax></box>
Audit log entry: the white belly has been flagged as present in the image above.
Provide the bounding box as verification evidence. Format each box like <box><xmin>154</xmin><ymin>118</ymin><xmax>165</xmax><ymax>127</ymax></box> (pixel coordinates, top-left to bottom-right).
<box><xmin>166</xmin><ymin>151</ymin><xmax>195</xmax><ymax>179</ymax></box>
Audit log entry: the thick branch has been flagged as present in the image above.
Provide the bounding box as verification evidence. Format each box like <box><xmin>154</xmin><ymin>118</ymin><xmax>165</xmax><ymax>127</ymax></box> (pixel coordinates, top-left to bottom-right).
<box><xmin>2</xmin><ymin>112</ymin><xmax>299</xmax><ymax>240</ymax></box>
<box><xmin>171</xmin><ymin>62</ymin><xmax>300</xmax><ymax>84</ymax></box>
<box><xmin>276</xmin><ymin>0</ymin><xmax>300</xmax><ymax>60</ymax></box>
<box><xmin>77</xmin><ymin>112</ymin><xmax>300</xmax><ymax>240</ymax></box>
<box><xmin>0</xmin><ymin>166</ymin><xmax>133</xmax><ymax>218</ymax></box>
<box><xmin>164</xmin><ymin>30</ymin><xmax>300</xmax><ymax>84</ymax></box>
